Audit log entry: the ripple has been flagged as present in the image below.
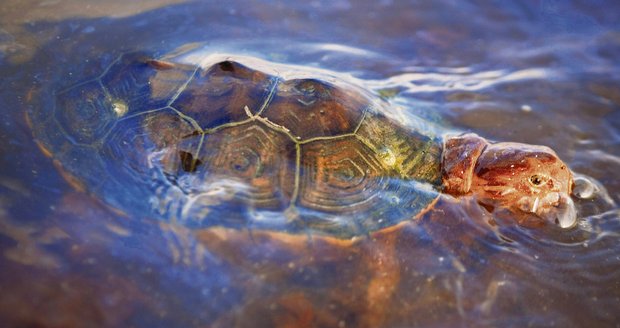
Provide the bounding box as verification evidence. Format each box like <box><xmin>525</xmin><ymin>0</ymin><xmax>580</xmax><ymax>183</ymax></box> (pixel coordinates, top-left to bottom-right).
<box><xmin>366</xmin><ymin>67</ymin><xmax>556</xmax><ymax>94</ymax></box>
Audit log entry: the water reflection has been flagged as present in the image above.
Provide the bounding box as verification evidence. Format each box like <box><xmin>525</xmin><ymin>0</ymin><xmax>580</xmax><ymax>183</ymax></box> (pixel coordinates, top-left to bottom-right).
<box><xmin>1</xmin><ymin>0</ymin><xmax>619</xmax><ymax>327</ymax></box>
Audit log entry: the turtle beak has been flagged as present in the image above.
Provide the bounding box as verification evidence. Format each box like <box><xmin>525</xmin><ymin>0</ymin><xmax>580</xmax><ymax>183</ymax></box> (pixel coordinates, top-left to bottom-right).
<box><xmin>522</xmin><ymin>193</ymin><xmax>577</xmax><ymax>228</ymax></box>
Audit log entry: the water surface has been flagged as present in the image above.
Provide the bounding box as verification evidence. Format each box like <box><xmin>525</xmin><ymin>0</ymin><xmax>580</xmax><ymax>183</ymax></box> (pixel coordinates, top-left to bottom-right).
<box><xmin>1</xmin><ymin>1</ymin><xmax>619</xmax><ymax>327</ymax></box>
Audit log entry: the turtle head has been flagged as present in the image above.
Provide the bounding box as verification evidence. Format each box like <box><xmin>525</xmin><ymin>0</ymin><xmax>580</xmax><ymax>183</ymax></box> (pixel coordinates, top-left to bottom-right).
<box><xmin>443</xmin><ymin>134</ymin><xmax>577</xmax><ymax>228</ymax></box>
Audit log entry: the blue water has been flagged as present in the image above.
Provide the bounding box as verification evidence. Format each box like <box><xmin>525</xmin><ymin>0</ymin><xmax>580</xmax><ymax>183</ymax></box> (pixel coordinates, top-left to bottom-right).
<box><xmin>0</xmin><ymin>1</ymin><xmax>619</xmax><ymax>326</ymax></box>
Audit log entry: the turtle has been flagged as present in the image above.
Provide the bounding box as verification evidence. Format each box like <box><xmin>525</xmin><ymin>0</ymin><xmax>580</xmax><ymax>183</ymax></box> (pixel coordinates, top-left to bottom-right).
<box><xmin>26</xmin><ymin>51</ymin><xmax>577</xmax><ymax>238</ymax></box>
<box><xmin>20</xmin><ymin>51</ymin><xmax>582</xmax><ymax>327</ymax></box>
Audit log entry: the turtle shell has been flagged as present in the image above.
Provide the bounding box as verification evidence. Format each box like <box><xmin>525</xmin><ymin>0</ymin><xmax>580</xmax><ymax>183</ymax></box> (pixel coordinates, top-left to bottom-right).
<box><xmin>28</xmin><ymin>53</ymin><xmax>443</xmax><ymax>238</ymax></box>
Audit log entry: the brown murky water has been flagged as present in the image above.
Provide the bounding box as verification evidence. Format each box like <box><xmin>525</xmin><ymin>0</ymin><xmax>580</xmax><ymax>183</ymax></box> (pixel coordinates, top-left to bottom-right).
<box><xmin>1</xmin><ymin>1</ymin><xmax>619</xmax><ymax>327</ymax></box>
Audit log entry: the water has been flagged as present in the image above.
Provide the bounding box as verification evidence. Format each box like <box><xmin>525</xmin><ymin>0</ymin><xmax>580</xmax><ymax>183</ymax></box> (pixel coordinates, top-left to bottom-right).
<box><xmin>1</xmin><ymin>1</ymin><xmax>619</xmax><ymax>327</ymax></box>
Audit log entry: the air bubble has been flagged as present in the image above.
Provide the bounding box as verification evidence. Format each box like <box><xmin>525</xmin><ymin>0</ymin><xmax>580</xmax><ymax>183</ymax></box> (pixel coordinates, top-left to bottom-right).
<box><xmin>572</xmin><ymin>175</ymin><xmax>596</xmax><ymax>199</ymax></box>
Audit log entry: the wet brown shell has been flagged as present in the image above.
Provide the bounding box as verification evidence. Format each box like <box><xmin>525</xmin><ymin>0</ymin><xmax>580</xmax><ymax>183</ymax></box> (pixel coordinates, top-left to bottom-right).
<box><xmin>27</xmin><ymin>53</ymin><xmax>443</xmax><ymax>238</ymax></box>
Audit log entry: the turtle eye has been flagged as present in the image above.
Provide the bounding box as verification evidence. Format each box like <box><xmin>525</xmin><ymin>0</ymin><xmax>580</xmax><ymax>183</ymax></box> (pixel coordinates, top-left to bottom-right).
<box><xmin>529</xmin><ymin>174</ymin><xmax>546</xmax><ymax>186</ymax></box>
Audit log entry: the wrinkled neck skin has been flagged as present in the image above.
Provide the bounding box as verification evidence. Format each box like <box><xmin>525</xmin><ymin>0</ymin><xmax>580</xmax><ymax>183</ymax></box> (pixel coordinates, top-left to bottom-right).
<box><xmin>440</xmin><ymin>133</ymin><xmax>577</xmax><ymax>228</ymax></box>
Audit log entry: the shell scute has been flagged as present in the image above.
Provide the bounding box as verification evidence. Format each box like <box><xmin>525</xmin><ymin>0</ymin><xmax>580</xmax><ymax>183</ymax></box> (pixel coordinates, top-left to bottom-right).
<box><xmin>356</xmin><ymin>113</ymin><xmax>442</xmax><ymax>184</ymax></box>
<box><xmin>54</xmin><ymin>81</ymin><xmax>116</xmax><ymax>145</ymax></box>
<box><xmin>299</xmin><ymin>136</ymin><xmax>384</xmax><ymax>212</ymax></box>
<box><xmin>153</xmin><ymin>121</ymin><xmax>297</xmax><ymax>227</ymax></box>
<box><xmin>100</xmin><ymin>54</ymin><xmax>193</xmax><ymax>114</ymax></box>
<box><xmin>262</xmin><ymin>79</ymin><xmax>369</xmax><ymax>140</ymax></box>
<box><xmin>169</xmin><ymin>61</ymin><xmax>277</xmax><ymax>129</ymax></box>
